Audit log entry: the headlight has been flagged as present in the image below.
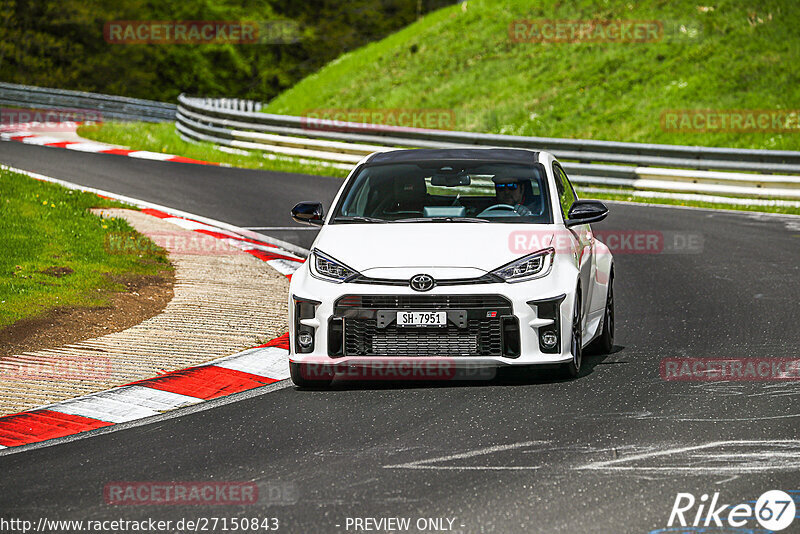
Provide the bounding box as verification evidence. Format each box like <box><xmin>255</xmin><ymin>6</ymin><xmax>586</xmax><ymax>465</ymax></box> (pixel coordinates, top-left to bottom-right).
<box><xmin>491</xmin><ymin>248</ymin><xmax>554</xmax><ymax>283</ymax></box>
<box><xmin>309</xmin><ymin>249</ymin><xmax>358</xmax><ymax>283</ymax></box>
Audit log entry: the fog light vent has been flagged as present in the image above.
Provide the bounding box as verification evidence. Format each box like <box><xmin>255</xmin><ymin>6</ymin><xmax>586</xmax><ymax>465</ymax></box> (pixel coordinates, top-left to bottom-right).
<box><xmin>527</xmin><ymin>294</ymin><xmax>566</xmax><ymax>354</ymax></box>
<box><xmin>293</xmin><ymin>295</ymin><xmax>320</xmax><ymax>354</ymax></box>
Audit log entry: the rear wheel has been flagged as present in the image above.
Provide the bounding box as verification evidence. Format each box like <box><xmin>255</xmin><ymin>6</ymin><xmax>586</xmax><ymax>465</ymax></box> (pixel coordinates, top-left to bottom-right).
<box><xmin>289</xmin><ymin>361</ymin><xmax>333</xmax><ymax>388</ymax></box>
<box><xmin>560</xmin><ymin>292</ymin><xmax>582</xmax><ymax>378</ymax></box>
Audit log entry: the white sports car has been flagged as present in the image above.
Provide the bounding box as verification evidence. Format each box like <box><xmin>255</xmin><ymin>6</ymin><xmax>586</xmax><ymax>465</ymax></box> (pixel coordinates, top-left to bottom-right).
<box><xmin>288</xmin><ymin>148</ymin><xmax>614</xmax><ymax>386</ymax></box>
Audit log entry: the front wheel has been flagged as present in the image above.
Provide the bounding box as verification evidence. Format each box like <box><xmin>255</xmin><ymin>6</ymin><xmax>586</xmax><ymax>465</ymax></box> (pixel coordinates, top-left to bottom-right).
<box><xmin>588</xmin><ymin>272</ymin><xmax>614</xmax><ymax>355</ymax></box>
<box><xmin>559</xmin><ymin>293</ymin><xmax>582</xmax><ymax>379</ymax></box>
<box><xmin>289</xmin><ymin>361</ymin><xmax>333</xmax><ymax>388</ymax></box>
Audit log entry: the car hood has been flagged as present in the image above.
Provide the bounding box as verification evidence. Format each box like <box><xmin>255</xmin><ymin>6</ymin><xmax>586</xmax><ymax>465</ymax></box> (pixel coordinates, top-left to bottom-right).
<box><xmin>312</xmin><ymin>223</ymin><xmax>555</xmax><ymax>274</ymax></box>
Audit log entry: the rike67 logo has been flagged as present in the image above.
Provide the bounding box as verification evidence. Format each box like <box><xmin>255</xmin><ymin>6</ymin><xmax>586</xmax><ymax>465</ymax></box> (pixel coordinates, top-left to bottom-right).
<box><xmin>663</xmin><ymin>490</ymin><xmax>796</xmax><ymax>532</ymax></box>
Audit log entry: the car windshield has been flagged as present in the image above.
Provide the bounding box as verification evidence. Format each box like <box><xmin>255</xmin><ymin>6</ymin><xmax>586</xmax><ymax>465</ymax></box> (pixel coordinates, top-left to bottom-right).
<box><xmin>333</xmin><ymin>161</ymin><xmax>552</xmax><ymax>224</ymax></box>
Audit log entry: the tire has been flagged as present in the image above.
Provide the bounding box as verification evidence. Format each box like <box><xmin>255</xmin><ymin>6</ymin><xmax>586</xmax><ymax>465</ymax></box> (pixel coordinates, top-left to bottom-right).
<box><xmin>289</xmin><ymin>361</ymin><xmax>333</xmax><ymax>388</ymax></box>
<box><xmin>588</xmin><ymin>272</ymin><xmax>614</xmax><ymax>355</ymax></box>
<box><xmin>560</xmin><ymin>292</ymin><xmax>582</xmax><ymax>378</ymax></box>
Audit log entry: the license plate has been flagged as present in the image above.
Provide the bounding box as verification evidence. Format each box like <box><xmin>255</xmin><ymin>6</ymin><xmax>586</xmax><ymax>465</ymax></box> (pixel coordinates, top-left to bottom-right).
<box><xmin>396</xmin><ymin>311</ymin><xmax>447</xmax><ymax>327</ymax></box>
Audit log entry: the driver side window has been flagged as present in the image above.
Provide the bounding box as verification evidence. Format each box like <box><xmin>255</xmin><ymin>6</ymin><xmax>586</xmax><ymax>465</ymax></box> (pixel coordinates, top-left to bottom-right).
<box><xmin>553</xmin><ymin>164</ymin><xmax>577</xmax><ymax>221</ymax></box>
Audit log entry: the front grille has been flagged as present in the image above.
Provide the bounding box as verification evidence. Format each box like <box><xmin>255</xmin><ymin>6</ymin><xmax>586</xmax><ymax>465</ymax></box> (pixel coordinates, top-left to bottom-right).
<box><xmin>344</xmin><ymin>318</ymin><xmax>503</xmax><ymax>357</ymax></box>
<box><xmin>335</xmin><ymin>294</ymin><xmax>513</xmax><ymax>357</ymax></box>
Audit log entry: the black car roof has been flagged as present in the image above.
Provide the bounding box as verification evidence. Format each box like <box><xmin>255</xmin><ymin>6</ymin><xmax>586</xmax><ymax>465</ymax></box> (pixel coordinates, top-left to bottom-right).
<box><xmin>365</xmin><ymin>148</ymin><xmax>540</xmax><ymax>165</ymax></box>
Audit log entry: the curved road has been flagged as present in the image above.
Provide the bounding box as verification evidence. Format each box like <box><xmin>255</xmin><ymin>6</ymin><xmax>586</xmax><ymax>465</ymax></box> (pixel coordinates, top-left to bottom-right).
<box><xmin>1</xmin><ymin>142</ymin><xmax>799</xmax><ymax>533</ymax></box>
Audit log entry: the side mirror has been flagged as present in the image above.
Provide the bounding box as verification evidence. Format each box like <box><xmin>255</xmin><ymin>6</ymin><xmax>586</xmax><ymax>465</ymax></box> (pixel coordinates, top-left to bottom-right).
<box><xmin>291</xmin><ymin>202</ymin><xmax>325</xmax><ymax>226</ymax></box>
<box><xmin>565</xmin><ymin>200</ymin><xmax>608</xmax><ymax>227</ymax></box>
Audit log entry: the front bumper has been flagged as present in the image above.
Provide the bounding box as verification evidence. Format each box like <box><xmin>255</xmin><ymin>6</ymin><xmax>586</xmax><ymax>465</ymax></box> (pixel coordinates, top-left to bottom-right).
<box><xmin>288</xmin><ymin>262</ymin><xmax>578</xmax><ymax>367</ymax></box>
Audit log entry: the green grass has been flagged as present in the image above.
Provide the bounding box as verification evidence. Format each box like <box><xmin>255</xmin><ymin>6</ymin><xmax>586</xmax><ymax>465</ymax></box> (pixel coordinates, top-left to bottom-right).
<box><xmin>0</xmin><ymin>168</ymin><xmax>172</xmax><ymax>328</ymax></box>
<box><xmin>77</xmin><ymin>122</ymin><xmax>350</xmax><ymax>178</ymax></box>
<box><xmin>264</xmin><ymin>0</ymin><xmax>800</xmax><ymax>151</ymax></box>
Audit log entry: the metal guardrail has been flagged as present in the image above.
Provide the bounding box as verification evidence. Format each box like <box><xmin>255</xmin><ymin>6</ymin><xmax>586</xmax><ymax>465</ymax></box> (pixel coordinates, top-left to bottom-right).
<box><xmin>177</xmin><ymin>94</ymin><xmax>800</xmax><ymax>200</ymax></box>
<box><xmin>0</xmin><ymin>82</ymin><xmax>176</xmax><ymax>122</ymax></box>
<box><xmin>2</xmin><ymin>83</ymin><xmax>796</xmax><ymax>202</ymax></box>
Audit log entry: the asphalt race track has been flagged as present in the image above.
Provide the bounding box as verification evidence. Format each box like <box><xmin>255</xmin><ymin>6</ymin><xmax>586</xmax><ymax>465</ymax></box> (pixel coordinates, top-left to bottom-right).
<box><xmin>2</xmin><ymin>142</ymin><xmax>799</xmax><ymax>533</ymax></box>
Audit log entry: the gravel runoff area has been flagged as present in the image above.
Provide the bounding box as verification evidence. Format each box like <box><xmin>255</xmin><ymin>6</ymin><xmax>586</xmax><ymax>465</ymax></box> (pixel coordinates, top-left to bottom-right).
<box><xmin>0</xmin><ymin>208</ymin><xmax>290</xmax><ymax>416</ymax></box>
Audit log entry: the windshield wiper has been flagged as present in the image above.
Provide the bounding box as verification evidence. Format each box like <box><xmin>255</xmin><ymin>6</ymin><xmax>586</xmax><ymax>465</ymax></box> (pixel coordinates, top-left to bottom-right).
<box><xmin>453</xmin><ymin>217</ymin><xmax>491</xmax><ymax>223</ymax></box>
<box><xmin>394</xmin><ymin>217</ymin><xmax>490</xmax><ymax>223</ymax></box>
<box><xmin>333</xmin><ymin>216</ymin><xmax>388</xmax><ymax>223</ymax></box>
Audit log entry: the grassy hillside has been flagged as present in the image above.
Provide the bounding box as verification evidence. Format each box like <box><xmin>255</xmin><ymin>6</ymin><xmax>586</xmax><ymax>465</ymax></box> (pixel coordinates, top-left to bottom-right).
<box><xmin>1</xmin><ymin>0</ymin><xmax>454</xmax><ymax>102</ymax></box>
<box><xmin>264</xmin><ymin>0</ymin><xmax>800</xmax><ymax>150</ymax></box>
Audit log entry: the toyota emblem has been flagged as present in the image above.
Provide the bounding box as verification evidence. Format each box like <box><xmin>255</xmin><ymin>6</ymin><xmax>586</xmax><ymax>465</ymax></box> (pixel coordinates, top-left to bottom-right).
<box><xmin>410</xmin><ymin>274</ymin><xmax>435</xmax><ymax>292</ymax></box>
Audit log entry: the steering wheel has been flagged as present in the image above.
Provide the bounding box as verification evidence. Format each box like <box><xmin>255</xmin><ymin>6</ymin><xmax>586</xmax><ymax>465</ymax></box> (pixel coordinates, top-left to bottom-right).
<box><xmin>477</xmin><ymin>204</ymin><xmax>519</xmax><ymax>217</ymax></box>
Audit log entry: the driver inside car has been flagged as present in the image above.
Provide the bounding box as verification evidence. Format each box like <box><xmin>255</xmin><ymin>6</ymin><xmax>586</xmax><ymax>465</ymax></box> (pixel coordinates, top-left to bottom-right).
<box><xmin>494</xmin><ymin>179</ymin><xmax>533</xmax><ymax>216</ymax></box>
